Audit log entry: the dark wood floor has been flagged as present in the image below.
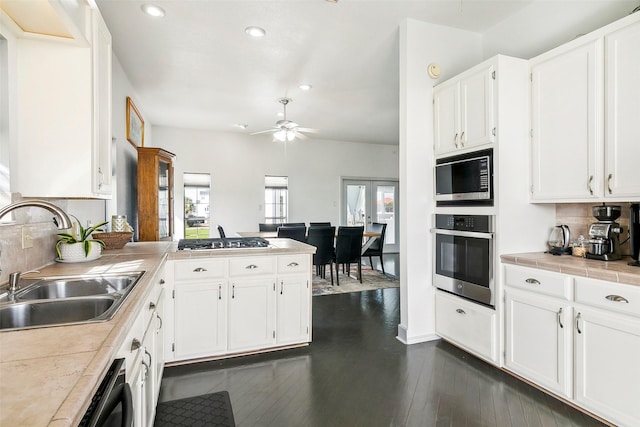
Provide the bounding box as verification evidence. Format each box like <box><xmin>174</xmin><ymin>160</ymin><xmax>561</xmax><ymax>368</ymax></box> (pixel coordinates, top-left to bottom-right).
<box><xmin>159</xmin><ymin>288</ymin><xmax>606</xmax><ymax>427</ymax></box>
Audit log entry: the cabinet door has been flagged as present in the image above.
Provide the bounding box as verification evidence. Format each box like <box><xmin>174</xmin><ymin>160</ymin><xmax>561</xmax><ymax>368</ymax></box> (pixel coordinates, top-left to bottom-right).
<box><xmin>152</xmin><ymin>289</ymin><xmax>165</xmax><ymax>403</ymax></box>
<box><xmin>228</xmin><ymin>278</ymin><xmax>276</xmax><ymax>352</ymax></box>
<box><xmin>504</xmin><ymin>290</ymin><xmax>572</xmax><ymax>397</ymax></box>
<box><xmin>276</xmin><ymin>276</ymin><xmax>310</xmax><ymax>345</ymax></box>
<box><xmin>91</xmin><ymin>10</ymin><xmax>112</xmax><ymax>195</ymax></box>
<box><xmin>605</xmin><ymin>20</ymin><xmax>640</xmax><ymax>199</ymax></box>
<box><xmin>174</xmin><ymin>281</ymin><xmax>227</xmax><ymax>359</ymax></box>
<box><xmin>460</xmin><ymin>65</ymin><xmax>495</xmax><ymax>149</ymax></box>
<box><xmin>574</xmin><ymin>307</ymin><xmax>640</xmax><ymax>426</ymax></box>
<box><xmin>434</xmin><ymin>83</ymin><xmax>459</xmax><ymax>155</ymax></box>
<box><xmin>530</xmin><ymin>39</ymin><xmax>603</xmax><ymax>201</ymax></box>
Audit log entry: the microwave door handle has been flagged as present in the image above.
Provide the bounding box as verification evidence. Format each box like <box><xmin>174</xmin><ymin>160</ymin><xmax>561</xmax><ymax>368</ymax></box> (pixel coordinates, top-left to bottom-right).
<box><xmin>430</xmin><ymin>229</ymin><xmax>494</xmax><ymax>239</ymax></box>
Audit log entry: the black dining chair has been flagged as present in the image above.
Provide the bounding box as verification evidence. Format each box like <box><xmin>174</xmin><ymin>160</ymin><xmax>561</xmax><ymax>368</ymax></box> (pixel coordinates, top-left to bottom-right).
<box><xmin>277</xmin><ymin>225</ymin><xmax>307</xmax><ymax>242</ymax></box>
<box><xmin>283</xmin><ymin>222</ymin><xmax>306</xmax><ymax>227</ymax></box>
<box><xmin>259</xmin><ymin>223</ymin><xmax>280</xmax><ymax>232</ymax></box>
<box><xmin>362</xmin><ymin>222</ymin><xmax>387</xmax><ymax>274</ymax></box>
<box><xmin>306</xmin><ymin>226</ymin><xmax>336</xmax><ymax>285</ymax></box>
<box><xmin>217</xmin><ymin>225</ymin><xmax>226</xmax><ymax>238</ymax></box>
<box><xmin>334</xmin><ymin>226</ymin><xmax>364</xmax><ymax>285</ymax></box>
<box><xmin>309</xmin><ymin>222</ymin><xmax>331</xmax><ymax>227</ymax></box>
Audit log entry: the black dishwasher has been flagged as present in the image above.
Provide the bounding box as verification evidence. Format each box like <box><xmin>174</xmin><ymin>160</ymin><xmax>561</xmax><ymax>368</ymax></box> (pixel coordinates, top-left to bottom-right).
<box><xmin>79</xmin><ymin>358</ymin><xmax>133</xmax><ymax>427</ymax></box>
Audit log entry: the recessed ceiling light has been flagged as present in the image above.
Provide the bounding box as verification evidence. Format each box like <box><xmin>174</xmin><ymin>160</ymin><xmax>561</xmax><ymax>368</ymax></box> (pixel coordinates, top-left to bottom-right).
<box><xmin>299</xmin><ymin>84</ymin><xmax>313</xmax><ymax>91</ymax></box>
<box><xmin>141</xmin><ymin>4</ymin><xmax>165</xmax><ymax>17</ymax></box>
<box><xmin>245</xmin><ymin>26</ymin><xmax>266</xmax><ymax>38</ymax></box>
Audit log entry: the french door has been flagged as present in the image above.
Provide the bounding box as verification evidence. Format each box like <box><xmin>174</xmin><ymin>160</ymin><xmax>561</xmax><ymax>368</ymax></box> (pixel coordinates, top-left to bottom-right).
<box><xmin>342</xmin><ymin>179</ymin><xmax>399</xmax><ymax>253</ymax></box>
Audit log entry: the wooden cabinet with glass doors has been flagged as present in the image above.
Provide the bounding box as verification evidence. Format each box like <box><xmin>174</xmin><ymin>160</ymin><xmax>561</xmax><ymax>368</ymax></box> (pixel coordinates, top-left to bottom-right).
<box><xmin>137</xmin><ymin>147</ymin><xmax>176</xmax><ymax>241</ymax></box>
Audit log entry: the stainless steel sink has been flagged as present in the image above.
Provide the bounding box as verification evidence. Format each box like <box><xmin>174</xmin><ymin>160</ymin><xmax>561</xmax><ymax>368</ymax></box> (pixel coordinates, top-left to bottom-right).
<box><xmin>0</xmin><ymin>296</ymin><xmax>117</xmax><ymax>330</ymax></box>
<box><xmin>0</xmin><ymin>271</ymin><xmax>145</xmax><ymax>331</ymax></box>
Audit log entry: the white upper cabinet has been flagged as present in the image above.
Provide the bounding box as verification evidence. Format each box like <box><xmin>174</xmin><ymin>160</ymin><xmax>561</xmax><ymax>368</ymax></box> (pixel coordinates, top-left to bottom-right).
<box><xmin>10</xmin><ymin>4</ymin><xmax>112</xmax><ymax>198</ymax></box>
<box><xmin>434</xmin><ymin>63</ymin><xmax>495</xmax><ymax>156</ymax></box>
<box><xmin>604</xmin><ymin>21</ymin><xmax>640</xmax><ymax>199</ymax></box>
<box><xmin>530</xmin><ymin>13</ymin><xmax>640</xmax><ymax>202</ymax></box>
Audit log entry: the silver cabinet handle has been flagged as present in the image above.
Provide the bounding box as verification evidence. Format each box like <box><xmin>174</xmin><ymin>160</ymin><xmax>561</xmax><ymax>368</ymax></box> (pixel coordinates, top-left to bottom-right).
<box><xmin>97</xmin><ymin>167</ymin><xmax>104</xmax><ymax>189</ymax></box>
<box><xmin>193</xmin><ymin>267</ymin><xmax>207</xmax><ymax>272</ymax></box>
<box><xmin>218</xmin><ymin>284</ymin><xmax>222</xmax><ymax>300</ymax></box>
<box><xmin>454</xmin><ymin>133</ymin><xmax>459</xmax><ymax>148</ymax></box>
<box><xmin>460</xmin><ymin>131</ymin><xmax>465</xmax><ymax>146</ymax></box>
<box><xmin>606</xmin><ymin>294</ymin><xmax>629</xmax><ymax>303</ymax></box>
<box><xmin>145</xmin><ymin>349</ymin><xmax>152</xmax><ymax>366</ymax></box>
<box><xmin>607</xmin><ymin>174</ymin><xmax>613</xmax><ymax>194</ymax></box>
<box><xmin>588</xmin><ymin>175</ymin><xmax>594</xmax><ymax>195</ymax></box>
<box><xmin>280</xmin><ymin>281</ymin><xmax>284</xmax><ymax>295</ymax></box>
<box><xmin>232</xmin><ymin>284</ymin><xmax>235</xmax><ymax>299</ymax></box>
<box><xmin>149</xmin><ymin>301</ymin><xmax>156</xmax><ymax>310</ymax></box>
<box><xmin>287</xmin><ymin>262</ymin><xmax>299</xmax><ymax>267</ymax></box>
<box><xmin>455</xmin><ymin>308</ymin><xmax>466</xmax><ymax>315</ymax></box>
<box><xmin>525</xmin><ymin>278</ymin><xmax>541</xmax><ymax>285</ymax></box>
<box><xmin>576</xmin><ymin>312</ymin><xmax>582</xmax><ymax>334</ymax></box>
<box><xmin>156</xmin><ymin>313</ymin><xmax>163</xmax><ymax>332</ymax></box>
<box><xmin>245</xmin><ymin>264</ymin><xmax>258</xmax><ymax>270</ymax></box>
<box><xmin>557</xmin><ymin>307</ymin><xmax>564</xmax><ymax>329</ymax></box>
<box><xmin>131</xmin><ymin>338</ymin><xmax>142</xmax><ymax>351</ymax></box>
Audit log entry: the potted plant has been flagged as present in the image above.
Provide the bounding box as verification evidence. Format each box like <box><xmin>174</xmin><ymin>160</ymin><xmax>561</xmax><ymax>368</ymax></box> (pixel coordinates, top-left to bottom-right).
<box><xmin>55</xmin><ymin>216</ymin><xmax>109</xmax><ymax>262</ymax></box>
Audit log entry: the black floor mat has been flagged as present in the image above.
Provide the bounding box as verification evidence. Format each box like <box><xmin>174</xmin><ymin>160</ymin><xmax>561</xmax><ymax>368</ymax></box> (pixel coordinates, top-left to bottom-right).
<box><xmin>154</xmin><ymin>391</ymin><xmax>236</xmax><ymax>427</ymax></box>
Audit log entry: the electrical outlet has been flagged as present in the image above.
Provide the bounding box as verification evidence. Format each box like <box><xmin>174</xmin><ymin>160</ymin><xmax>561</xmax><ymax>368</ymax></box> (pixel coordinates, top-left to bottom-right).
<box><xmin>21</xmin><ymin>226</ymin><xmax>33</xmax><ymax>249</ymax></box>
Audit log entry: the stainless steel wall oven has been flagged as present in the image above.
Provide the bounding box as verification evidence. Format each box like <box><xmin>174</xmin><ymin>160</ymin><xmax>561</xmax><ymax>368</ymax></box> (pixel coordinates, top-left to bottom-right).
<box><xmin>432</xmin><ymin>214</ymin><xmax>495</xmax><ymax>307</ymax></box>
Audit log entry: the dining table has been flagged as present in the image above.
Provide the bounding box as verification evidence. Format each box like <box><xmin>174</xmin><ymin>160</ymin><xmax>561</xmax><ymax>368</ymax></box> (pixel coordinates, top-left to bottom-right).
<box><xmin>236</xmin><ymin>230</ymin><xmax>382</xmax><ymax>253</ymax></box>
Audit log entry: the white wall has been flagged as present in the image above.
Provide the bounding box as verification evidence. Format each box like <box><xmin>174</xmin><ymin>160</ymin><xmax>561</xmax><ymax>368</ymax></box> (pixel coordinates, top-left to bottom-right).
<box><xmin>483</xmin><ymin>0</ymin><xmax>636</xmax><ymax>59</ymax></box>
<box><xmin>151</xmin><ymin>126</ymin><xmax>399</xmax><ymax>238</ymax></box>
<box><xmin>398</xmin><ymin>19</ymin><xmax>483</xmax><ymax>344</ymax></box>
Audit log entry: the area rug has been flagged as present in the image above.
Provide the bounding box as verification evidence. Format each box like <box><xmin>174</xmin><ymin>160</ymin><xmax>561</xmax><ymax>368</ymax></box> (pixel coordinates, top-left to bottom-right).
<box><xmin>154</xmin><ymin>391</ymin><xmax>236</xmax><ymax>427</ymax></box>
<box><xmin>312</xmin><ymin>266</ymin><xmax>399</xmax><ymax>296</ymax></box>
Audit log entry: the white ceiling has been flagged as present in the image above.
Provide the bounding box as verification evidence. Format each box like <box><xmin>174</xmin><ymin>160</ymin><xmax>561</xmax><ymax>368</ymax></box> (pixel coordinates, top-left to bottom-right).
<box><xmin>95</xmin><ymin>0</ymin><xmax>540</xmax><ymax>145</ymax></box>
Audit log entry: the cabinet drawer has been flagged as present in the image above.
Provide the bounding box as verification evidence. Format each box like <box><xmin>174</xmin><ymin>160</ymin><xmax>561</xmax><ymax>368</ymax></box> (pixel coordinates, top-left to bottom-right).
<box><xmin>277</xmin><ymin>254</ymin><xmax>310</xmax><ymax>275</ymax></box>
<box><xmin>574</xmin><ymin>277</ymin><xmax>640</xmax><ymax>318</ymax></box>
<box><xmin>174</xmin><ymin>259</ymin><xmax>227</xmax><ymax>281</ymax></box>
<box><xmin>435</xmin><ymin>291</ymin><xmax>497</xmax><ymax>362</ymax></box>
<box><xmin>229</xmin><ymin>256</ymin><xmax>276</xmax><ymax>277</ymax></box>
<box><xmin>504</xmin><ymin>264</ymin><xmax>572</xmax><ymax>300</ymax></box>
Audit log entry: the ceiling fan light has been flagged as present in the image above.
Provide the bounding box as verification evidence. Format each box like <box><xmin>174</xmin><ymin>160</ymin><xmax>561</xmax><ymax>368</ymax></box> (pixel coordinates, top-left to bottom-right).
<box><xmin>286</xmin><ymin>130</ymin><xmax>296</xmax><ymax>141</ymax></box>
<box><xmin>299</xmin><ymin>84</ymin><xmax>312</xmax><ymax>91</ymax></box>
<box><xmin>245</xmin><ymin>26</ymin><xmax>266</xmax><ymax>38</ymax></box>
<box><xmin>274</xmin><ymin>130</ymin><xmax>286</xmax><ymax>142</ymax></box>
<box><xmin>141</xmin><ymin>4</ymin><xmax>165</xmax><ymax>17</ymax></box>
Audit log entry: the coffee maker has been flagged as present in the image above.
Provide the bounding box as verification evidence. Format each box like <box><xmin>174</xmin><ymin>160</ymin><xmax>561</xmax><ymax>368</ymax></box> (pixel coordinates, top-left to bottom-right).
<box><xmin>585</xmin><ymin>204</ymin><xmax>623</xmax><ymax>261</ymax></box>
<box><xmin>629</xmin><ymin>203</ymin><xmax>640</xmax><ymax>267</ymax></box>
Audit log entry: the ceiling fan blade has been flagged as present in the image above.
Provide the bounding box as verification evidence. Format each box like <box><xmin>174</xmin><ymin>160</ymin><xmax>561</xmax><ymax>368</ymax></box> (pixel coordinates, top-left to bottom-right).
<box><xmin>250</xmin><ymin>129</ymin><xmax>278</xmax><ymax>135</ymax></box>
<box><xmin>296</xmin><ymin>127</ymin><xmax>318</xmax><ymax>133</ymax></box>
<box><xmin>294</xmin><ymin>131</ymin><xmax>309</xmax><ymax>140</ymax></box>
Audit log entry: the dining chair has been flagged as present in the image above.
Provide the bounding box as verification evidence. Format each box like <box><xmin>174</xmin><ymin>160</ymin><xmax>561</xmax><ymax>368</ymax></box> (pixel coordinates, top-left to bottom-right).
<box><xmin>259</xmin><ymin>223</ymin><xmax>280</xmax><ymax>232</ymax></box>
<box><xmin>306</xmin><ymin>226</ymin><xmax>336</xmax><ymax>285</ymax></box>
<box><xmin>309</xmin><ymin>222</ymin><xmax>331</xmax><ymax>227</ymax></box>
<box><xmin>334</xmin><ymin>226</ymin><xmax>364</xmax><ymax>285</ymax></box>
<box><xmin>277</xmin><ymin>225</ymin><xmax>307</xmax><ymax>242</ymax></box>
<box><xmin>283</xmin><ymin>222</ymin><xmax>306</xmax><ymax>227</ymax></box>
<box><xmin>362</xmin><ymin>222</ymin><xmax>387</xmax><ymax>274</ymax></box>
<box><xmin>217</xmin><ymin>225</ymin><xmax>226</xmax><ymax>238</ymax></box>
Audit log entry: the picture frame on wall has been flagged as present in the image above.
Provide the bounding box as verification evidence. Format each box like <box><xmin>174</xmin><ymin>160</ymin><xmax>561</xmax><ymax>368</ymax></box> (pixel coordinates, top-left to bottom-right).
<box><xmin>126</xmin><ymin>96</ymin><xmax>144</xmax><ymax>147</ymax></box>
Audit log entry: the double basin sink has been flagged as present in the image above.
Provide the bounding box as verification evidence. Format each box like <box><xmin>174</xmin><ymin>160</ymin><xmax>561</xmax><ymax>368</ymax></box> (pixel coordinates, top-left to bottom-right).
<box><xmin>0</xmin><ymin>272</ymin><xmax>145</xmax><ymax>331</ymax></box>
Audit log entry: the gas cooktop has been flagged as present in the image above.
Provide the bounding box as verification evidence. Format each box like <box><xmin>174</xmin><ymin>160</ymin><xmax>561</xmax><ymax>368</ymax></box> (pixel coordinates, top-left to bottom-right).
<box><xmin>177</xmin><ymin>237</ymin><xmax>270</xmax><ymax>250</ymax></box>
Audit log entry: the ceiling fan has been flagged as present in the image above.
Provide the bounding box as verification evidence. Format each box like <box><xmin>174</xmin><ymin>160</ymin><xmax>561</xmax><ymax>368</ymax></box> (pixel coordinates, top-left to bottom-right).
<box><xmin>251</xmin><ymin>98</ymin><xmax>317</xmax><ymax>141</ymax></box>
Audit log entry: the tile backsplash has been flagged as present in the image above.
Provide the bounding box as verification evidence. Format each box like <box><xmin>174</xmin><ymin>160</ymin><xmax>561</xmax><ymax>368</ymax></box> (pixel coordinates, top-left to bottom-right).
<box><xmin>555</xmin><ymin>202</ymin><xmax>635</xmax><ymax>256</ymax></box>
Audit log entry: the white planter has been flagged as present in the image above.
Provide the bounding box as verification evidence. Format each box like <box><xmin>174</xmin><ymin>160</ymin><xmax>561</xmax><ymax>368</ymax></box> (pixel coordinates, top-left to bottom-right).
<box><xmin>57</xmin><ymin>241</ymin><xmax>102</xmax><ymax>262</ymax></box>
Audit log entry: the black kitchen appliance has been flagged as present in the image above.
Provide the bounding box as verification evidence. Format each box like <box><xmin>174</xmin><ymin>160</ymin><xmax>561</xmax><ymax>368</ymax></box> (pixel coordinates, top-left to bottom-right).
<box><xmin>585</xmin><ymin>204</ymin><xmax>623</xmax><ymax>261</ymax></box>
<box><xmin>629</xmin><ymin>203</ymin><xmax>640</xmax><ymax>267</ymax></box>
<box><xmin>79</xmin><ymin>358</ymin><xmax>132</xmax><ymax>427</ymax></box>
<box><xmin>435</xmin><ymin>149</ymin><xmax>493</xmax><ymax>206</ymax></box>
<box><xmin>431</xmin><ymin>214</ymin><xmax>495</xmax><ymax>307</ymax></box>
<box><xmin>177</xmin><ymin>237</ymin><xmax>270</xmax><ymax>250</ymax></box>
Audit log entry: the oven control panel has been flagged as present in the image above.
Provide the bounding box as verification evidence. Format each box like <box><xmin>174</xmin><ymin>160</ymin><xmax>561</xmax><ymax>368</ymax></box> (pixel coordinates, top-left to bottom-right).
<box><xmin>434</xmin><ymin>214</ymin><xmax>493</xmax><ymax>233</ymax></box>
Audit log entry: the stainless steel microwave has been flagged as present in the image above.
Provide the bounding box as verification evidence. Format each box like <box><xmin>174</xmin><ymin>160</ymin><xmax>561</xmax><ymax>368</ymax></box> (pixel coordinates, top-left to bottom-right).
<box><xmin>435</xmin><ymin>148</ymin><xmax>493</xmax><ymax>206</ymax></box>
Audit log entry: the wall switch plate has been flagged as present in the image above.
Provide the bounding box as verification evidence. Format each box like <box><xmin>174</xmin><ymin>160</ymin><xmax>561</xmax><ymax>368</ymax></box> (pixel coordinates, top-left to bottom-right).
<box><xmin>21</xmin><ymin>226</ymin><xmax>33</xmax><ymax>249</ymax></box>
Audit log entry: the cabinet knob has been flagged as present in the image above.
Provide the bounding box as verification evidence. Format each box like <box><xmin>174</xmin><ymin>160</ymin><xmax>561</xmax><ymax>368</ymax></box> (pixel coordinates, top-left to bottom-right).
<box><xmin>455</xmin><ymin>308</ymin><xmax>466</xmax><ymax>315</ymax></box>
<box><xmin>287</xmin><ymin>262</ymin><xmax>299</xmax><ymax>267</ymax></box>
<box><xmin>245</xmin><ymin>264</ymin><xmax>258</xmax><ymax>270</ymax></box>
<box><xmin>149</xmin><ymin>301</ymin><xmax>156</xmax><ymax>310</ymax></box>
<box><xmin>159</xmin><ymin>278</ymin><xmax>165</xmax><ymax>285</ymax></box>
<box><xmin>525</xmin><ymin>278</ymin><xmax>541</xmax><ymax>285</ymax></box>
<box><xmin>131</xmin><ymin>338</ymin><xmax>142</xmax><ymax>351</ymax></box>
<box><xmin>193</xmin><ymin>267</ymin><xmax>207</xmax><ymax>272</ymax></box>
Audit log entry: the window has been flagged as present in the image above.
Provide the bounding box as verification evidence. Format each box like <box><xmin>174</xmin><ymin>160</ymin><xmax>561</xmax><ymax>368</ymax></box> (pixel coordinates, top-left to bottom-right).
<box><xmin>264</xmin><ymin>176</ymin><xmax>288</xmax><ymax>224</ymax></box>
<box><xmin>184</xmin><ymin>173</ymin><xmax>210</xmax><ymax>238</ymax></box>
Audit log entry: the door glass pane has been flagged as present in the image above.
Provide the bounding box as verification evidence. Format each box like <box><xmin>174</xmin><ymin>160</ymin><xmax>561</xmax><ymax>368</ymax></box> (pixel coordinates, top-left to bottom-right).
<box><xmin>158</xmin><ymin>161</ymin><xmax>170</xmax><ymax>239</ymax></box>
<box><xmin>346</xmin><ymin>184</ymin><xmax>366</xmax><ymax>226</ymax></box>
<box><xmin>375</xmin><ymin>184</ymin><xmax>396</xmax><ymax>244</ymax></box>
<box><xmin>184</xmin><ymin>173</ymin><xmax>210</xmax><ymax>238</ymax></box>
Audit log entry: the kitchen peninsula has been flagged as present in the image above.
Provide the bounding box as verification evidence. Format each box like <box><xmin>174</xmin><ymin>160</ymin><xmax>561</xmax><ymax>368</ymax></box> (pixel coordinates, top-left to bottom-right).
<box><xmin>0</xmin><ymin>238</ymin><xmax>314</xmax><ymax>426</ymax></box>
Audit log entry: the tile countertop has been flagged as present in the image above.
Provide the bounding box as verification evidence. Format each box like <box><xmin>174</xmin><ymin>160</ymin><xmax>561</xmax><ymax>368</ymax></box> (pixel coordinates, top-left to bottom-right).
<box><xmin>500</xmin><ymin>252</ymin><xmax>640</xmax><ymax>286</ymax></box>
<box><xmin>0</xmin><ymin>238</ymin><xmax>316</xmax><ymax>427</ymax></box>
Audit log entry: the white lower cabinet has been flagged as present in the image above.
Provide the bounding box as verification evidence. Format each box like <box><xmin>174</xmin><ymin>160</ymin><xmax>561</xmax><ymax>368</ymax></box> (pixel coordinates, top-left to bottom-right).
<box><xmin>504</xmin><ymin>289</ymin><xmax>572</xmax><ymax>397</ymax></box>
<box><xmin>435</xmin><ymin>290</ymin><xmax>498</xmax><ymax>364</ymax></box>
<box><xmin>503</xmin><ymin>264</ymin><xmax>640</xmax><ymax>426</ymax></box>
<box><xmin>168</xmin><ymin>252</ymin><xmax>311</xmax><ymax>363</ymax></box>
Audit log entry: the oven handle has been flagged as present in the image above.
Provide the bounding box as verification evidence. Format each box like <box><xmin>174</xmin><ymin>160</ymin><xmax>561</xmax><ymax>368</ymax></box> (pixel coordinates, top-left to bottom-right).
<box><xmin>431</xmin><ymin>228</ymin><xmax>494</xmax><ymax>239</ymax></box>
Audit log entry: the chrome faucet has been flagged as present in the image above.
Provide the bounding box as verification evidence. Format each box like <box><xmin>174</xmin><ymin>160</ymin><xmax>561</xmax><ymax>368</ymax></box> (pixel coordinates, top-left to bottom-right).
<box><xmin>8</xmin><ymin>270</ymin><xmax>40</xmax><ymax>294</ymax></box>
<box><xmin>0</xmin><ymin>199</ymin><xmax>72</xmax><ymax>229</ymax></box>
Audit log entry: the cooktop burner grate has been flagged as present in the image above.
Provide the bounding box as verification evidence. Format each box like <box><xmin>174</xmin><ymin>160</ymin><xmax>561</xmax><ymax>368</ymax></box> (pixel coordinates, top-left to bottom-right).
<box><xmin>177</xmin><ymin>237</ymin><xmax>270</xmax><ymax>250</ymax></box>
